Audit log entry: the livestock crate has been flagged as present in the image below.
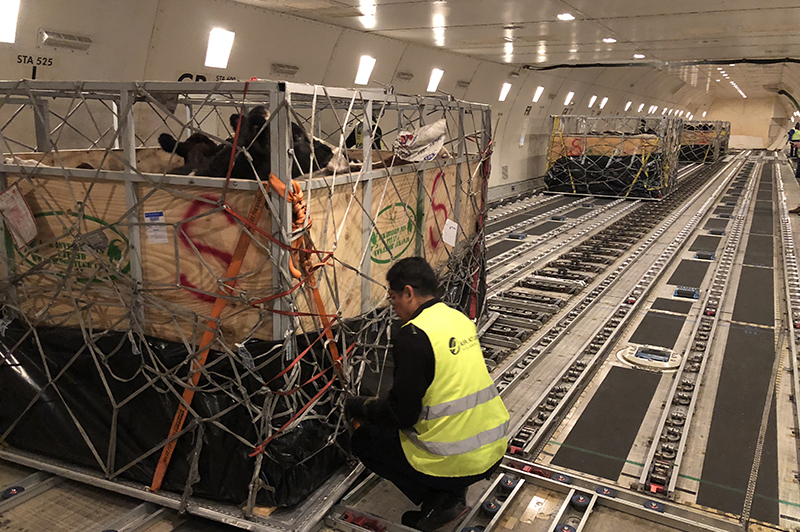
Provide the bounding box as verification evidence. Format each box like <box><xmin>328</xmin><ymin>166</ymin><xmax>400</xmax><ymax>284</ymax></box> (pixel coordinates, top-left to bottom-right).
<box><xmin>679</xmin><ymin>120</ymin><xmax>731</xmax><ymax>162</ymax></box>
<box><xmin>0</xmin><ymin>80</ymin><xmax>491</xmax><ymax>529</ymax></box>
<box><xmin>545</xmin><ymin>115</ymin><xmax>682</xmax><ymax>199</ymax></box>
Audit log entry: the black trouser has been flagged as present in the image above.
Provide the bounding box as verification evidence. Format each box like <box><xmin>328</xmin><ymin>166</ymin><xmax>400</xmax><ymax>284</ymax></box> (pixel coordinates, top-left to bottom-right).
<box><xmin>351</xmin><ymin>423</ymin><xmax>501</xmax><ymax>506</ymax></box>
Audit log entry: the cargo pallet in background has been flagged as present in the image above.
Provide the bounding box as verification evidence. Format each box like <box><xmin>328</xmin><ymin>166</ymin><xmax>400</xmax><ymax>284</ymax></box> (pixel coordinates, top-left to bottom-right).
<box><xmin>679</xmin><ymin>120</ymin><xmax>731</xmax><ymax>163</ymax></box>
<box><xmin>544</xmin><ymin>115</ymin><xmax>682</xmax><ymax>199</ymax></box>
<box><xmin>0</xmin><ymin>80</ymin><xmax>491</xmax><ymax>532</ymax></box>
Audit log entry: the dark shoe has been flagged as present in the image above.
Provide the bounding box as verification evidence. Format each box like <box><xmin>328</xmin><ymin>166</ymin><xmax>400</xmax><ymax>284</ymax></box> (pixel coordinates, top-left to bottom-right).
<box><xmin>790</xmin><ymin>206</ymin><xmax>800</xmax><ymax>214</ymax></box>
<box><xmin>402</xmin><ymin>510</ymin><xmax>424</xmax><ymax>528</ymax></box>
<box><xmin>409</xmin><ymin>492</ymin><xmax>469</xmax><ymax>532</ymax></box>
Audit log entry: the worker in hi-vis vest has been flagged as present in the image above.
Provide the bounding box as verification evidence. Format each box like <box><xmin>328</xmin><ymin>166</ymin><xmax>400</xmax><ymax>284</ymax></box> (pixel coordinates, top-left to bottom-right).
<box><xmin>346</xmin><ymin>257</ymin><xmax>509</xmax><ymax>532</ymax></box>
<box><xmin>789</xmin><ymin>122</ymin><xmax>800</xmax><ymax>158</ymax></box>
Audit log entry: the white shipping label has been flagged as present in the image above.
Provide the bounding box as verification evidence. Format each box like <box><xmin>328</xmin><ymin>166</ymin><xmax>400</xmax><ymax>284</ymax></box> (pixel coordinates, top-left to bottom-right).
<box><xmin>441</xmin><ymin>218</ymin><xmax>459</xmax><ymax>247</ymax></box>
<box><xmin>0</xmin><ymin>184</ymin><xmax>37</xmax><ymax>247</ymax></box>
<box><xmin>144</xmin><ymin>211</ymin><xmax>169</xmax><ymax>244</ymax></box>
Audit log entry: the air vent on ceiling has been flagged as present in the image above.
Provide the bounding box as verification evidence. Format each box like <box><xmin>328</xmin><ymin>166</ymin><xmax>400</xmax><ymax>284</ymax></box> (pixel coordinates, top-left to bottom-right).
<box><xmin>456</xmin><ymin>80</ymin><xmax>471</xmax><ymax>89</ymax></box>
<box><xmin>271</xmin><ymin>63</ymin><xmax>300</xmax><ymax>77</ymax></box>
<box><xmin>395</xmin><ymin>71</ymin><xmax>414</xmax><ymax>82</ymax></box>
<box><xmin>39</xmin><ymin>29</ymin><xmax>92</xmax><ymax>51</ymax></box>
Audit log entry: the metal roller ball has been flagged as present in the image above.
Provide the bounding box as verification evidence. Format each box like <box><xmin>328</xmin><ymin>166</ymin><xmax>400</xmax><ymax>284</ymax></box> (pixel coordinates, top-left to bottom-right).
<box><xmin>570</xmin><ymin>493</ymin><xmax>591</xmax><ymax>511</ymax></box>
<box><xmin>550</xmin><ymin>472</ymin><xmax>571</xmax><ymax>484</ymax></box>
<box><xmin>499</xmin><ymin>476</ymin><xmax>519</xmax><ymax>493</ymax></box>
<box><xmin>595</xmin><ymin>486</ymin><xmax>616</xmax><ymax>498</ymax></box>
<box><xmin>481</xmin><ymin>500</ymin><xmax>500</xmax><ymax>516</ymax></box>
<box><xmin>461</xmin><ymin>527</ymin><xmax>484</xmax><ymax>532</ymax></box>
<box><xmin>554</xmin><ymin>525</ymin><xmax>576</xmax><ymax>532</ymax></box>
<box><xmin>1</xmin><ymin>486</ymin><xmax>24</xmax><ymax>500</ymax></box>
<box><xmin>644</xmin><ymin>500</ymin><xmax>665</xmax><ymax>513</ymax></box>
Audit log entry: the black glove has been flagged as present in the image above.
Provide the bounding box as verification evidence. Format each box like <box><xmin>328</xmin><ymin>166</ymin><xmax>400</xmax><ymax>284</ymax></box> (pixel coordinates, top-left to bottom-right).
<box><xmin>345</xmin><ymin>396</ymin><xmax>373</xmax><ymax>420</ymax></box>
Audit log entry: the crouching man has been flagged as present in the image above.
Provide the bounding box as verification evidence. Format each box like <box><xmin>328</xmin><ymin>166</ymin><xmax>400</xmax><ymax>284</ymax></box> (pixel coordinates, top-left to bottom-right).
<box><xmin>346</xmin><ymin>257</ymin><xmax>509</xmax><ymax>532</ymax></box>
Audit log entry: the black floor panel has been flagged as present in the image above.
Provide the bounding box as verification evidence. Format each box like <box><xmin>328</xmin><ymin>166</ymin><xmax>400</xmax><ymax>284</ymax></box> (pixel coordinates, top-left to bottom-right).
<box><xmin>714</xmin><ymin>206</ymin><xmax>734</xmax><ymax>215</ymax></box>
<box><xmin>696</xmin><ymin>325</ymin><xmax>776</xmax><ymax>520</ymax></box>
<box><xmin>551</xmin><ymin>367</ymin><xmax>661</xmax><ymax>481</ymax></box>
<box><xmin>487</xmin><ymin>239</ymin><xmax>523</xmax><ymax>260</ymax></box>
<box><xmin>628</xmin><ymin>312</ymin><xmax>687</xmax><ymax>349</ymax></box>
<box><xmin>749</xmin><ymin>212</ymin><xmax>774</xmax><ymax>235</ymax></box>
<box><xmin>704</xmin><ymin>218</ymin><xmax>729</xmax><ymax>231</ymax></box>
<box><xmin>743</xmin><ymin>235</ymin><xmax>773</xmax><ymax>267</ymax></box>
<box><xmin>667</xmin><ymin>260</ymin><xmax>710</xmax><ymax>288</ymax></box>
<box><xmin>526</xmin><ymin>221</ymin><xmax>564</xmax><ymax>236</ymax></box>
<box><xmin>757</xmin><ymin>190</ymin><xmax>772</xmax><ymax>201</ymax></box>
<box><xmin>731</xmin><ymin>266</ymin><xmax>774</xmax><ymax>326</ymax></box>
<box><xmin>689</xmin><ymin>235</ymin><xmax>721</xmax><ymax>253</ymax></box>
<box><xmin>651</xmin><ymin>298</ymin><xmax>693</xmax><ymax>314</ymax></box>
<box><xmin>487</xmin><ymin>197</ymin><xmax>577</xmax><ymax>232</ymax></box>
<box><xmin>564</xmin><ymin>207</ymin><xmax>593</xmax><ymax>219</ymax></box>
<box><xmin>751</xmin><ymin>396</ymin><xmax>779</xmax><ymax>524</ymax></box>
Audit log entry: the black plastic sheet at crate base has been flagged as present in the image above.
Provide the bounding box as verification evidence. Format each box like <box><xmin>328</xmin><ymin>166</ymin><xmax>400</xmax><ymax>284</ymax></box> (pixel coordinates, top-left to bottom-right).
<box><xmin>0</xmin><ymin>322</ymin><xmax>347</xmax><ymax>508</ymax></box>
<box><xmin>544</xmin><ymin>154</ymin><xmax>666</xmax><ymax>199</ymax></box>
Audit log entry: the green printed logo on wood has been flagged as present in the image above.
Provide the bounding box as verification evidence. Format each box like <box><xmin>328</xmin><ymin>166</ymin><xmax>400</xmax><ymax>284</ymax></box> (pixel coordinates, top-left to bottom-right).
<box><xmin>370</xmin><ymin>202</ymin><xmax>416</xmax><ymax>264</ymax></box>
<box><xmin>20</xmin><ymin>211</ymin><xmax>130</xmax><ymax>282</ymax></box>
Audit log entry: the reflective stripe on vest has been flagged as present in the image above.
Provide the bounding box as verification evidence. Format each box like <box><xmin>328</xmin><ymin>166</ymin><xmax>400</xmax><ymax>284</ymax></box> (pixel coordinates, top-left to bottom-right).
<box><xmin>403</xmin><ymin>420</ymin><xmax>508</xmax><ymax>456</ymax></box>
<box><xmin>420</xmin><ymin>383</ymin><xmax>499</xmax><ymax>421</ymax></box>
<box><xmin>792</xmin><ymin>130</ymin><xmax>800</xmax><ymax>142</ymax></box>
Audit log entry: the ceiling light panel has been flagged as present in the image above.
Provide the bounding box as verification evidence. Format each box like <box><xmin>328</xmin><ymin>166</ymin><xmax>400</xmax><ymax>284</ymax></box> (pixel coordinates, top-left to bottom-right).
<box><xmin>354</xmin><ymin>55</ymin><xmax>376</xmax><ymax>85</ymax></box>
<box><xmin>533</xmin><ymin>86</ymin><xmax>545</xmax><ymax>103</ymax></box>
<box><xmin>427</xmin><ymin>68</ymin><xmax>444</xmax><ymax>92</ymax></box>
<box><xmin>0</xmin><ymin>0</ymin><xmax>20</xmax><ymax>44</ymax></box>
<box><xmin>205</xmin><ymin>28</ymin><xmax>235</xmax><ymax>69</ymax></box>
<box><xmin>499</xmin><ymin>82</ymin><xmax>512</xmax><ymax>102</ymax></box>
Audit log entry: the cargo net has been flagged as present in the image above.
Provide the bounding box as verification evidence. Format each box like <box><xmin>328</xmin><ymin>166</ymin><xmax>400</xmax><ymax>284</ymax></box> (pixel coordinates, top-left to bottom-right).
<box><xmin>544</xmin><ymin>115</ymin><xmax>682</xmax><ymax>199</ymax></box>
<box><xmin>679</xmin><ymin>120</ymin><xmax>731</xmax><ymax>163</ymax></box>
<box><xmin>0</xmin><ymin>80</ymin><xmax>490</xmax><ymax>511</ymax></box>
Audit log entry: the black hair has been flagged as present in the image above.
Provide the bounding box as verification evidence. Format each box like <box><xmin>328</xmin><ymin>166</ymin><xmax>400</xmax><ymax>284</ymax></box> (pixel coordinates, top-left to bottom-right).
<box><xmin>386</xmin><ymin>257</ymin><xmax>438</xmax><ymax>297</ymax></box>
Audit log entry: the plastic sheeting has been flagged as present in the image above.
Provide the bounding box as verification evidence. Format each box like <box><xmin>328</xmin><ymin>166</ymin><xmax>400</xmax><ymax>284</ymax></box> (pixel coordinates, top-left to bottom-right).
<box><xmin>0</xmin><ymin>322</ymin><xmax>347</xmax><ymax>507</ymax></box>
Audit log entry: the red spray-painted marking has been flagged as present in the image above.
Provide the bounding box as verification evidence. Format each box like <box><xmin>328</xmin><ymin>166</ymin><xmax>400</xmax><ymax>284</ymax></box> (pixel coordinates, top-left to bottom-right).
<box><xmin>179</xmin><ymin>195</ymin><xmax>237</xmax><ymax>301</ymax></box>
<box><xmin>428</xmin><ymin>170</ymin><xmax>448</xmax><ymax>249</ymax></box>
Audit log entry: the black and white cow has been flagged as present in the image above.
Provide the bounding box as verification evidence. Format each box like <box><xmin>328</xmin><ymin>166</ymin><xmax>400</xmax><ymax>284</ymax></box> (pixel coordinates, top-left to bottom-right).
<box><xmin>158</xmin><ymin>106</ymin><xmax>348</xmax><ymax>179</ymax></box>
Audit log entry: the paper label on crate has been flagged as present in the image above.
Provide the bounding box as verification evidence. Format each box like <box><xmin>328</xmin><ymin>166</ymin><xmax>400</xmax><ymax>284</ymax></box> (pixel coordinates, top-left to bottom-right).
<box><xmin>441</xmin><ymin>219</ymin><xmax>458</xmax><ymax>247</ymax></box>
<box><xmin>144</xmin><ymin>211</ymin><xmax>169</xmax><ymax>244</ymax></box>
<box><xmin>0</xmin><ymin>183</ymin><xmax>37</xmax><ymax>248</ymax></box>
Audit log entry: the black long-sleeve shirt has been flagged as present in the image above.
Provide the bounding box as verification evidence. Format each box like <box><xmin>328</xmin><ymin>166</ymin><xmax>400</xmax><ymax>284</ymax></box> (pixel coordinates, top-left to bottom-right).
<box><xmin>363</xmin><ymin>299</ymin><xmax>438</xmax><ymax>429</ymax></box>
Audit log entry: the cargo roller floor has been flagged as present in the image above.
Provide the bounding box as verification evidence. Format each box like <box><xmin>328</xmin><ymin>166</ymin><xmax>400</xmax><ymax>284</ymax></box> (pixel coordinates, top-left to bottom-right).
<box><xmin>627</xmin><ymin>312</ymin><xmax>686</xmax><ymax>349</ymax></box>
<box><xmin>667</xmin><ymin>260</ymin><xmax>710</xmax><ymax>288</ymax></box>
<box><xmin>487</xmin><ymin>197</ymin><xmax>576</xmax><ymax>233</ymax></box>
<box><xmin>487</xmin><ymin>239</ymin><xmax>524</xmax><ymax>260</ymax></box>
<box><xmin>696</xmin><ymin>324</ymin><xmax>778</xmax><ymax>523</ymax></box>
<box><xmin>550</xmin><ymin>366</ymin><xmax>661</xmax><ymax>481</ymax></box>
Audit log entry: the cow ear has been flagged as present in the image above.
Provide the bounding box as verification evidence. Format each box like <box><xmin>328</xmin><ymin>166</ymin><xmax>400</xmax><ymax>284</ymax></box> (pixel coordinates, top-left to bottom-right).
<box><xmin>230</xmin><ymin>113</ymin><xmax>242</xmax><ymax>130</ymax></box>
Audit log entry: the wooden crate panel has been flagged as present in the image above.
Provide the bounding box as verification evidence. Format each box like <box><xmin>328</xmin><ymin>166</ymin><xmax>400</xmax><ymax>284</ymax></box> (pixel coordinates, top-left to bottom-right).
<box><xmin>14</xmin><ymin>147</ymin><xmax>178</xmax><ymax>173</ymax></box>
<box><xmin>681</xmin><ymin>130</ymin><xmax>715</xmax><ymax>145</ymax></box>
<box><xmin>138</xmin><ymin>185</ymin><xmax>273</xmax><ymax>345</ymax></box>
<box><xmin>5</xmin><ymin>174</ymin><xmax>132</xmax><ymax>332</ymax></box>
<box><xmin>422</xmin><ymin>164</ymin><xmax>458</xmax><ymax>271</ymax></box>
<box><xmin>549</xmin><ymin>135</ymin><xmax>659</xmax><ymax>161</ymax></box>
<box><xmin>367</xmin><ymin>171</ymin><xmax>418</xmax><ymax>309</ymax></box>
<box><xmin>298</xmin><ymin>182</ymin><xmax>362</xmax><ymax>329</ymax></box>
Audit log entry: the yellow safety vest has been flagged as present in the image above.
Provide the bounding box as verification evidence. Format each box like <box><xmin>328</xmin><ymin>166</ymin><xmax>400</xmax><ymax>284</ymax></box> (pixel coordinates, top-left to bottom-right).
<box><xmin>399</xmin><ymin>302</ymin><xmax>510</xmax><ymax>477</ymax></box>
<box><xmin>792</xmin><ymin>129</ymin><xmax>800</xmax><ymax>142</ymax></box>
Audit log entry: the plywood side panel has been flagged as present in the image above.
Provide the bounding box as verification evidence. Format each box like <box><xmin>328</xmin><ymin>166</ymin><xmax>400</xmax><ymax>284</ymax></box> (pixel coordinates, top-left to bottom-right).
<box><xmin>13</xmin><ymin>147</ymin><xmax>180</xmax><ymax>173</ymax></box>
<box><xmin>299</xmin><ymin>182</ymin><xmax>362</xmax><ymax>329</ymax></box>
<box><xmin>549</xmin><ymin>135</ymin><xmax>659</xmax><ymax>161</ymax></box>
<box><xmin>6</xmin><ymin>175</ymin><xmax>132</xmax><ymax>332</ymax></box>
<box><xmin>138</xmin><ymin>185</ymin><xmax>273</xmax><ymax>345</ymax></box>
<box><xmin>367</xmin><ymin>171</ymin><xmax>418</xmax><ymax>309</ymax></box>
